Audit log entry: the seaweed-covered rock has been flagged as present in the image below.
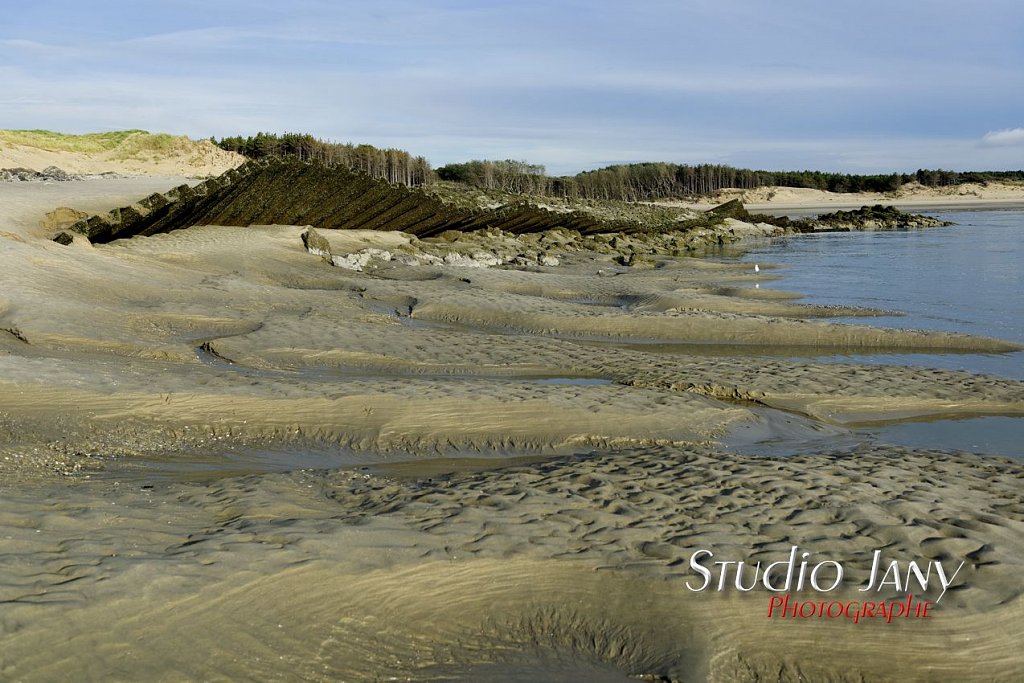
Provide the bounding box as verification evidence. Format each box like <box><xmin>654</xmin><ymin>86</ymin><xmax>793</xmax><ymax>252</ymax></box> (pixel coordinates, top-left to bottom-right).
<box><xmin>66</xmin><ymin>160</ymin><xmax>626</xmax><ymax>244</ymax></box>
<box><xmin>707</xmin><ymin>198</ymin><xmax>752</xmax><ymax>221</ymax></box>
<box><xmin>797</xmin><ymin>205</ymin><xmax>950</xmax><ymax>232</ymax></box>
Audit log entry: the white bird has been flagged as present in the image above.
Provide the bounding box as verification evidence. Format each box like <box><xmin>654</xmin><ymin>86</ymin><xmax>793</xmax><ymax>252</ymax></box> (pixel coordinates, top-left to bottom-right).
<box><xmin>753</xmin><ymin>263</ymin><xmax>760</xmax><ymax>273</ymax></box>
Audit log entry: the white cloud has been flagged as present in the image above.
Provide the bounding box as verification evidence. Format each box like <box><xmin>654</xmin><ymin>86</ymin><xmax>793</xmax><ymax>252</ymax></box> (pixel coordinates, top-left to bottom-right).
<box><xmin>981</xmin><ymin>128</ymin><xmax>1024</xmax><ymax>146</ymax></box>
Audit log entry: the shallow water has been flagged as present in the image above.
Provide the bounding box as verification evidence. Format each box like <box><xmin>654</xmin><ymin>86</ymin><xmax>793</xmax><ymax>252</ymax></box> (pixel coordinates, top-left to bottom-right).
<box><xmin>723</xmin><ymin>210</ymin><xmax>1024</xmax><ymax>458</ymax></box>
<box><xmin>732</xmin><ymin>210</ymin><xmax>1024</xmax><ymax>378</ymax></box>
<box><xmin>866</xmin><ymin>415</ymin><xmax>1024</xmax><ymax>457</ymax></box>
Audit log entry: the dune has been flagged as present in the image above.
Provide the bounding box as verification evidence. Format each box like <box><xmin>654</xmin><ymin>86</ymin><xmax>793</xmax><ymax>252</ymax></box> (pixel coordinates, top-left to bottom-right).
<box><xmin>671</xmin><ymin>181</ymin><xmax>1024</xmax><ymax>212</ymax></box>
<box><xmin>0</xmin><ymin>129</ymin><xmax>244</xmax><ymax>177</ymax></box>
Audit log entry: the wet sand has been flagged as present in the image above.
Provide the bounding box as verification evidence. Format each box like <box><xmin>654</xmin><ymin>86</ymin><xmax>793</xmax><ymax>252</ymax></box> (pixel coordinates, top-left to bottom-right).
<box><xmin>2</xmin><ymin>444</ymin><xmax>1022</xmax><ymax>681</ymax></box>
<box><xmin>2</xmin><ymin>179</ymin><xmax>1023</xmax><ymax>681</ymax></box>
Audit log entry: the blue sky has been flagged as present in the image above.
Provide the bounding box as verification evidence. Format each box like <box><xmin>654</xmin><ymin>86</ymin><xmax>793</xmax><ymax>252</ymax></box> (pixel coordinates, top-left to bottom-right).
<box><xmin>2</xmin><ymin>0</ymin><xmax>1022</xmax><ymax>174</ymax></box>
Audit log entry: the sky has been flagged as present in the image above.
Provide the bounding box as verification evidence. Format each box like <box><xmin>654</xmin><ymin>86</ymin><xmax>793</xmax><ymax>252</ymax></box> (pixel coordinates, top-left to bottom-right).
<box><xmin>1</xmin><ymin>0</ymin><xmax>1022</xmax><ymax>175</ymax></box>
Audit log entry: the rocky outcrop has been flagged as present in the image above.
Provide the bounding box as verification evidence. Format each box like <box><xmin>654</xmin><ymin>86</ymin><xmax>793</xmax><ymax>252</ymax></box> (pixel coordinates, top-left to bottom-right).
<box><xmin>1</xmin><ymin>165</ymin><xmax>83</xmax><ymax>182</ymax></box>
<box><xmin>300</xmin><ymin>216</ymin><xmax>785</xmax><ymax>274</ymax></box>
<box><xmin>62</xmin><ymin>160</ymin><xmax>641</xmax><ymax>244</ymax></box>
<box><xmin>40</xmin><ymin>207</ymin><xmax>91</xmax><ymax>233</ymax></box>
<box><xmin>55</xmin><ymin>160</ymin><xmax>951</xmax><ymax>247</ymax></box>
<box><xmin>704</xmin><ymin>200</ymin><xmax>948</xmax><ymax>233</ymax></box>
<box><xmin>801</xmin><ymin>204</ymin><xmax>950</xmax><ymax>231</ymax></box>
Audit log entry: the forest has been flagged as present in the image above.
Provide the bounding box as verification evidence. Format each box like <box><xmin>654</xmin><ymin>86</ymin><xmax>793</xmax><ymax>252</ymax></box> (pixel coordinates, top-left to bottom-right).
<box><xmin>215</xmin><ymin>132</ymin><xmax>431</xmax><ymax>186</ymax></box>
<box><xmin>216</xmin><ymin>133</ymin><xmax>1024</xmax><ymax>200</ymax></box>
<box><xmin>436</xmin><ymin>160</ymin><xmax>1024</xmax><ymax>201</ymax></box>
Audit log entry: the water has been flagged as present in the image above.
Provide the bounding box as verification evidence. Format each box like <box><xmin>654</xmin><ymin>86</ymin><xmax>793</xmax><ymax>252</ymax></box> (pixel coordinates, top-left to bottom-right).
<box><xmin>729</xmin><ymin>210</ymin><xmax>1024</xmax><ymax>457</ymax></box>
<box><xmin>737</xmin><ymin>210</ymin><xmax>1024</xmax><ymax>379</ymax></box>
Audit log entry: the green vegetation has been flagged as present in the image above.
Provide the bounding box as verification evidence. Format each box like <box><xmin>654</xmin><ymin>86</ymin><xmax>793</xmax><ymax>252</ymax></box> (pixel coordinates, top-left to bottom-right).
<box><xmin>215</xmin><ymin>132</ymin><xmax>430</xmax><ymax>187</ymax></box>
<box><xmin>0</xmin><ymin>129</ymin><xmax>152</xmax><ymax>153</ymax></box>
<box><xmin>6</xmin><ymin>128</ymin><xmax>1023</xmax><ymax>202</ymax></box>
<box><xmin>214</xmin><ymin>130</ymin><xmax>1023</xmax><ymax>200</ymax></box>
<box><xmin>0</xmin><ymin>129</ymin><xmax>218</xmax><ymax>162</ymax></box>
<box><xmin>423</xmin><ymin>180</ymin><xmax>699</xmax><ymax>231</ymax></box>
<box><xmin>436</xmin><ymin>160</ymin><xmax>1024</xmax><ymax>201</ymax></box>
<box><xmin>62</xmin><ymin>159</ymin><xmax>948</xmax><ymax>244</ymax></box>
<box><xmin>108</xmin><ymin>133</ymin><xmax>183</xmax><ymax>159</ymax></box>
<box><xmin>69</xmin><ymin>160</ymin><xmax>624</xmax><ymax>243</ymax></box>
<box><xmin>807</xmin><ymin>204</ymin><xmax>950</xmax><ymax>230</ymax></box>
<box><xmin>435</xmin><ymin>159</ymin><xmax>550</xmax><ymax>194</ymax></box>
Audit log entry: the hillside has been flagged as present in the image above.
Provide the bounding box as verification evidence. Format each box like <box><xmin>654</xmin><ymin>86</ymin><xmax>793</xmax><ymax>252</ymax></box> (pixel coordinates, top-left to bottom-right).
<box><xmin>0</xmin><ymin>129</ymin><xmax>245</xmax><ymax>177</ymax></box>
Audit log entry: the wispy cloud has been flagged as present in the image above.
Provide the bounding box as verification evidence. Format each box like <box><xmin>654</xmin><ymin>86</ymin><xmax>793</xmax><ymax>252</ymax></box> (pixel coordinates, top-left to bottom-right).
<box><xmin>981</xmin><ymin>128</ymin><xmax>1024</xmax><ymax>147</ymax></box>
<box><xmin>2</xmin><ymin>1</ymin><xmax>1024</xmax><ymax>172</ymax></box>
<box><xmin>591</xmin><ymin>70</ymin><xmax>883</xmax><ymax>94</ymax></box>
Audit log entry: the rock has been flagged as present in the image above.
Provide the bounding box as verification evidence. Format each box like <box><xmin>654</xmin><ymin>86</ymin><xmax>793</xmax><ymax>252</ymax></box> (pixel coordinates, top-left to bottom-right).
<box><xmin>443</xmin><ymin>252</ymin><xmax>500</xmax><ymax>268</ymax></box>
<box><xmin>798</xmin><ymin>205</ymin><xmax>950</xmax><ymax>232</ymax></box>
<box><xmin>40</xmin><ymin>165</ymin><xmax>74</xmax><ymax>181</ymax></box>
<box><xmin>301</xmin><ymin>228</ymin><xmax>333</xmax><ymax>259</ymax></box>
<box><xmin>330</xmin><ymin>248</ymin><xmax>392</xmax><ymax>271</ymax></box>
<box><xmin>470</xmin><ymin>251</ymin><xmax>503</xmax><ymax>267</ymax></box>
<box><xmin>41</xmin><ymin>207</ymin><xmax>90</xmax><ymax>233</ymax></box>
<box><xmin>708</xmin><ymin>198</ymin><xmax>752</xmax><ymax>221</ymax></box>
<box><xmin>396</xmin><ymin>254</ymin><xmax>433</xmax><ymax>266</ymax></box>
<box><xmin>50</xmin><ymin>231</ymin><xmax>91</xmax><ymax>247</ymax></box>
<box><xmin>1</xmin><ymin>167</ymin><xmax>39</xmax><ymax>181</ymax></box>
<box><xmin>0</xmin><ymin>166</ymin><xmax>82</xmax><ymax>182</ymax></box>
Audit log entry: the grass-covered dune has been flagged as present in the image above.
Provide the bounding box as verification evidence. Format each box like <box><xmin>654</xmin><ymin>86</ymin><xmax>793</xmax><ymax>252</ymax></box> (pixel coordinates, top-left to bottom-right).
<box><xmin>0</xmin><ymin>129</ymin><xmax>243</xmax><ymax>177</ymax></box>
<box><xmin>1</xmin><ymin>129</ymin><xmax>177</xmax><ymax>155</ymax></box>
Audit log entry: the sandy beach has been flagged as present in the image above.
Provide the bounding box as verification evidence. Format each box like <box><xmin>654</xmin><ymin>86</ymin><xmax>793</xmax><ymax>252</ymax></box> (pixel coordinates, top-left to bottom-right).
<box><xmin>2</xmin><ymin>174</ymin><xmax>1023</xmax><ymax>681</ymax></box>
<box><xmin>677</xmin><ymin>181</ymin><xmax>1024</xmax><ymax>214</ymax></box>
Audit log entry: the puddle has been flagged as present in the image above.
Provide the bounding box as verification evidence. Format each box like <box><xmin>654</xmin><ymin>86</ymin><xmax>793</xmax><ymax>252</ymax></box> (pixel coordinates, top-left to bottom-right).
<box><xmin>863</xmin><ymin>415</ymin><xmax>1024</xmax><ymax>458</ymax></box>
<box><xmin>721</xmin><ymin>407</ymin><xmax>1024</xmax><ymax>460</ymax></box>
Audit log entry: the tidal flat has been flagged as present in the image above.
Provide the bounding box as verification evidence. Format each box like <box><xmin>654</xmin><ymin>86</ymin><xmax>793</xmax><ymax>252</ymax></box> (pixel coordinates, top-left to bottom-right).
<box><xmin>2</xmin><ymin>178</ymin><xmax>1023</xmax><ymax>682</ymax></box>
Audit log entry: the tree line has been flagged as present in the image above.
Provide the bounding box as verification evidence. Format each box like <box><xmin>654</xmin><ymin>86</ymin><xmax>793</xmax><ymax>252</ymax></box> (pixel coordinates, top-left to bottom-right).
<box><xmin>215</xmin><ymin>132</ymin><xmax>431</xmax><ymax>186</ymax></box>
<box><xmin>215</xmin><ymin>133</ymin><xmax>1023</xmax><ymax>199</ymax></box>
<box><xmin>435</xmin><ymin>160</ymin><xmax>1024</xmax><ymax>201</ymax></box>
<box><xmin>434</xmin><ymin>159</ymin><xmax>552</xmax><ymax>194</ymax></box>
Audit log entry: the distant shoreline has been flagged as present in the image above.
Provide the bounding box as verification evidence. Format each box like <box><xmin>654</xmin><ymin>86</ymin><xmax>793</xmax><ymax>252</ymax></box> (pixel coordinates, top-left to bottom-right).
<box><xmin>748</xmin><ymin>199</ymin><xmax>1024</xmax><ymax>216</ymax></box>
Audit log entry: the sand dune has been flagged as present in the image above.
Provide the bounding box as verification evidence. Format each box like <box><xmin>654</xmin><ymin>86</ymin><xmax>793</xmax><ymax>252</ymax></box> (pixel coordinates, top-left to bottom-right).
<box><xmin>0</xmin><ymin>129</ymin><xmax>243</xmax><ymax>177</ymax></box>
<box><xmin>674</xmin><ymin>181</ymin><xmax>1024</xmax><ymax>212</ymax></box>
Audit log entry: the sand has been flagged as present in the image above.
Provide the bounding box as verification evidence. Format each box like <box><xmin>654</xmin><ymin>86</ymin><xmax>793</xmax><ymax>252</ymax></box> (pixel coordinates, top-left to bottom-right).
<box><xmin>670</xmin><ymin>181</ymin><xmax>1024</xmax><ymax>213</ymax></box>
<box><xmin>0</xmin><ymin>134</ymin><xmax>243</xmax><ymax>177</ymax></box>
<box><xmin>1</xmin><ymin>177</ymin><xmax>1023</xmax><ymax>681</ymax></box>
<box><xmin>2</xmin><ymin>445</ymin><xmax>1021</xmax><ymax>681</ymax></box>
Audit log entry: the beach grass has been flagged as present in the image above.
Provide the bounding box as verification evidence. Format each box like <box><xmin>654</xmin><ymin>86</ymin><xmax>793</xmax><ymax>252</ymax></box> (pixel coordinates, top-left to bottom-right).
<box><xmin>0</xmin><ymin>129</ymin><xmax>187</xmax><ymax>157</ymax></box>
